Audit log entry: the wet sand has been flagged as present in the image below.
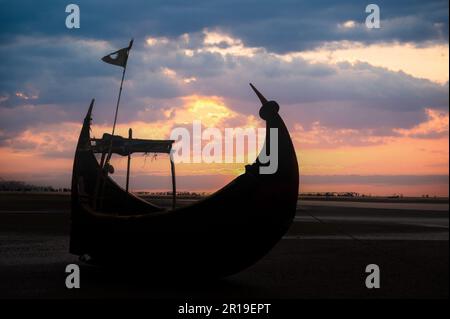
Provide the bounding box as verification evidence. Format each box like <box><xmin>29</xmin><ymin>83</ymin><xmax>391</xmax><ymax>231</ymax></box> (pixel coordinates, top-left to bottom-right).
<box><xmin>0</xmin><ymin>193</ymin><xmax>448</xmax><ymax>298</ymax></box>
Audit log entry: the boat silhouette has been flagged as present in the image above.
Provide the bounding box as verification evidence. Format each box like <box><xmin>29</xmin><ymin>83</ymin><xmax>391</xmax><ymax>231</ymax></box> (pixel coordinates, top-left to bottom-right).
<box><xmin>70</xmin><ymin>84</ymin><xmax>299</xmax><ymax>277</ymax></box>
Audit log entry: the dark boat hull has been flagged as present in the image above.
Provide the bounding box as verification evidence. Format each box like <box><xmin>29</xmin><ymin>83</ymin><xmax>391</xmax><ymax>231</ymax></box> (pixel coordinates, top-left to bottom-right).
<box><xmin>70</xmin><ymin>98</ymin><xmax>299</xmax><ymax>277</ymax></box>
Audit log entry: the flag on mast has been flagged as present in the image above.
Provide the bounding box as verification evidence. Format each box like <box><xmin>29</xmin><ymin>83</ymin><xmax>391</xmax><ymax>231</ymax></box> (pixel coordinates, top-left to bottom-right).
<box><xmin>101</xmin><ymin>39</ymin><xmax>133</xmax><ymax>68</ymax></box>
<box><xmin>100</xmin><ymin>38</ymin><xmax>134</xmax><ymax>169</ymax></box>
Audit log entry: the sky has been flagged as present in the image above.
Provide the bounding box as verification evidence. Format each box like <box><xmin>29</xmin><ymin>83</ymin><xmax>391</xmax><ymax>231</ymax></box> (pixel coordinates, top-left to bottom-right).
<box><xmin>0</xmin><ymin>0</ymin><xmax>448</xmax><ymax>196</ymax></box>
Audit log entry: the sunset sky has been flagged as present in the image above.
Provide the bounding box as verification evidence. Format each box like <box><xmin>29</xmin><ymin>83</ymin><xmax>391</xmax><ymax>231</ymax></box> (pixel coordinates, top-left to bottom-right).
<box><xmin>0</xmin><ymin>0</ymin><xmax>448</xmax><ymax>196</ymax></box>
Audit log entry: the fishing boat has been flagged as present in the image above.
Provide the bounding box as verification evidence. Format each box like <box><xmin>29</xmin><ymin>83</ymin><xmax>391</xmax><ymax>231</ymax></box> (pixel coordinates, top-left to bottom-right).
<box><xmin>70</xmin><ymin>84</ymin><xmax>299</xmax><ymax>277</ymax></box>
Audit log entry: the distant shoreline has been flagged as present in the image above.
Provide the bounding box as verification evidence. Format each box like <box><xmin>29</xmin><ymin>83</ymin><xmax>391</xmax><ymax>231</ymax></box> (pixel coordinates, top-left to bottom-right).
<box><xmin>0</xmin><ymin>191</ymin><xmax>448</xmax><ymax>204</ymax></box>
<box><xmin>298</xmin><ymin>195</ymin><xmax>449</xmax><ymax>204</ymax></box>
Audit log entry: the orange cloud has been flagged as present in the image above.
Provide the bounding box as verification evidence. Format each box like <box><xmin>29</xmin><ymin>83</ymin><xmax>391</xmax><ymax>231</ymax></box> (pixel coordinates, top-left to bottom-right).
<box><xmin>298</xmin><ymin>134</ymin><xmax>448</xmax><ymax>176</ymax></box>
<box><xmin>394</xmin><ymin>108</ymin><xmax>449</xmax><ymax>137</ymax></box>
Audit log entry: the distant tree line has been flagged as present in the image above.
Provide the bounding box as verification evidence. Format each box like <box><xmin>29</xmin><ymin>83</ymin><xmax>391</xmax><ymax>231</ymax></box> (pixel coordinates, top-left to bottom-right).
<box><xmin>0</xmin><ymin>180</ymin><xmax>70</xmax><ymax>192</ymax></box>
<box><xmin>137</xmin><ymin>191</ymin><xmax>208</xmax><ymax>197</ymax></box>
<box><xmin>300</xmin><ymin>192</ymin><xmax>362</xmax><ymax>197</ymax></box>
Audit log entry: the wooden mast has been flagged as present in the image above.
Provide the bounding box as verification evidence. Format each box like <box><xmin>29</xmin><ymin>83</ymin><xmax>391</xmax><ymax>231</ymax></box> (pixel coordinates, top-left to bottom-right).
<box><xmin>126</xmin><ymin>128</ymin><xmax>132</xmax><ymax>193</ymax></box>
<box><xmin>170</xmin><ymin>151</ymin><xmax>176</xmax><ymax>210</ymax></box>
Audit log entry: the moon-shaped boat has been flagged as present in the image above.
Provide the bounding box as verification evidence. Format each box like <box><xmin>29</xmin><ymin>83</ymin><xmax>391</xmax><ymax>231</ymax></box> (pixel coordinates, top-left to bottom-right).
<box><xmin>70</xmin><ymin>84</ymin><xmax>299</xmax><ymax>277</ymax></box>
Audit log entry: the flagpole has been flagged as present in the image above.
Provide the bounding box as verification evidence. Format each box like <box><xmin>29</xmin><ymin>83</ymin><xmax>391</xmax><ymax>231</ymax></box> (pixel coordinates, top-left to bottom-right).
<box><xmin>103</xmin><ymin>64</ymin><xmax>127</xmax><ymax>168</ymax></box>
<box><xmin>111</xmin><ymin>66</ymin><xmax>126</xmax><ymax>137</ymax></box>
<box><xmin>104</xmin><ymin>39</ymin><xmax>133</xmax><ymax>169</ymax></box>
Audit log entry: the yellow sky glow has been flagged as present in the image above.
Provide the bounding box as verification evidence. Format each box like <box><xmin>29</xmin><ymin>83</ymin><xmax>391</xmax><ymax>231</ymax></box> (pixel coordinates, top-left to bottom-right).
<box><xmin>290</xmin><ymin>42</ymin><xmax>449</xmax><ymax>84</ymax></box>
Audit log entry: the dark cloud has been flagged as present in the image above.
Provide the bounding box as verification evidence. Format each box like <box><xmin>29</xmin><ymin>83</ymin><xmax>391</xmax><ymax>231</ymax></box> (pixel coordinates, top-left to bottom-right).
<box><xmin>1</xmin><ymin>0</ymin><xmax>448</xmax><ymax>52</ymax></box>
<box><xmin>0</xmin><ymin>32</ymin><xmax>448</xmax><ymax>138</ymax></box>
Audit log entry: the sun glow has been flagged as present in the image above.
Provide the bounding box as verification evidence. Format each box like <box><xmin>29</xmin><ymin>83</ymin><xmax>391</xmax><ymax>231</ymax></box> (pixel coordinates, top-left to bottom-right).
<box><xmin>176</xmin><ymin>95</ymin><xmax>236</xmax><ymax>127</ymax></box>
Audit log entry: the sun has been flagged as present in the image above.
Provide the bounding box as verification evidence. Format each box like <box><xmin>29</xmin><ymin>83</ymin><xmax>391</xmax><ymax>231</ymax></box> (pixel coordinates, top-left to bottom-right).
<box><xmin>175</xmin><ymin>95</ymin><xmax>236</xmax><ymax>127</ymax></box>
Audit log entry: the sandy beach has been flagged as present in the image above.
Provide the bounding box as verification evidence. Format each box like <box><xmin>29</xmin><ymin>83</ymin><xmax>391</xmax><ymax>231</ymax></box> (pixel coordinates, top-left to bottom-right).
<box><xmin>0</xmin><ymin>193</ymin><xmax>448</xmax><ymax>299</ymax></box>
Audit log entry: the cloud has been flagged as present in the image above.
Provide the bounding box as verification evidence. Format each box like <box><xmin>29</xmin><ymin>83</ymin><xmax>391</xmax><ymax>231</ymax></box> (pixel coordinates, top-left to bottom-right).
<box><xmin>394</xmin><ymin>108</ymin><xmax>449</xmax><ymax>138</ymax></box>
<box><xmin>287</xmin><ymin>41</ymin><xmax>449</xmax><ymax>84</ymax></box>
<box><xmin>0</xmin><ymin>103</ymin><xmax>72</xmax><ymax>135</ymax></box>
<box><xmin>1</xmin><ymin>31</ymin><xmax>448</xmax><ymax>147</ymax></box>
<box><xmin>1</xmin><ymin>0</ymin><xmax>448</xmax><ymax>52</ymax></box>
<box><xmin>0</xmin><ymin>121</ymin><xmax>81</xmax><ymax>157</ymax></box>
